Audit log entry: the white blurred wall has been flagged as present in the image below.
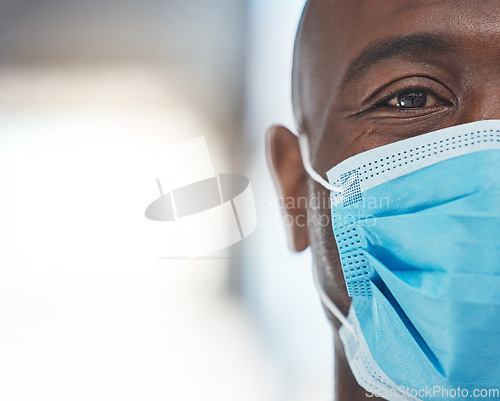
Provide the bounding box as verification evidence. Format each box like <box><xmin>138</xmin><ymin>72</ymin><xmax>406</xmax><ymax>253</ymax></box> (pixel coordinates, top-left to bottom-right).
<box><xmin>0</xmin><ymin>1</ymin><xmax>334</xmax><ymax>401</ymax></box>
<box><xmin>242</xmin><ymin>1</ymin><xmax>334</xmax><ymax>401</ymax></box>
<box><xmin>0</xmin><ymin>2</ymin><xmax>284</xmax><ymax>401</ymax></box>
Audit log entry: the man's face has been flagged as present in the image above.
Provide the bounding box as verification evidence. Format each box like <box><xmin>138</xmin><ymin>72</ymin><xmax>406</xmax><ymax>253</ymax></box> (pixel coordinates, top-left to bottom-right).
<box><xmin>297</xmin><ymin>0</ymin><xmax>499</xmax><ymax>165</ymax></box>
<box><xmin>268</xmin><ymin>0</ymin><xmax>500</xmax><ymax>323</ymax></box>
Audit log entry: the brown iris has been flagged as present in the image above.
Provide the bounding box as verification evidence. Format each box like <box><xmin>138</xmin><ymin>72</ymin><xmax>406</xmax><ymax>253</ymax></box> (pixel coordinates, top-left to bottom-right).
<box><xmin>396</xmin><ymin>91</ymin><xmax>428</xmax><ymax>108</ymax></box>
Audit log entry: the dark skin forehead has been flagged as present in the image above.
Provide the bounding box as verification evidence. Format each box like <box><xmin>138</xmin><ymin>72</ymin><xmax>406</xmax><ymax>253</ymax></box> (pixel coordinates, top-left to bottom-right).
<box><xmin>293</xmin><ymin>0</ymin><xmax>500</xmax><ymax>317</ymax></box>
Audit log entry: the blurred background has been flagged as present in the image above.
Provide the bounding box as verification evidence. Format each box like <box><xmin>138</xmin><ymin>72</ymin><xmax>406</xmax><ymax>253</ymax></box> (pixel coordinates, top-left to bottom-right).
<box><xmin>0</xmin><ymin>1</ymin><xmax>333</xmax><ymax>400</ymax></box>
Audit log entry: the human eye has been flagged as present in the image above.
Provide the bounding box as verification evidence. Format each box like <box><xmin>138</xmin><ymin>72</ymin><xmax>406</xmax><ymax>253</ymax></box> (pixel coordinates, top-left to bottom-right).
<box><xmin>385</xmin><ymin>90</ymin><xmax>439</xmax><ymax>109</ymax></box>
<box><xmin>349</xmin><ymin>77</ymin><xmax>457</xmax><ymax>121</ymax></box>
<box><xmin>359</xmin><ymin>78</ymin><xmax>456</xmax><ymax>118</ymax></box>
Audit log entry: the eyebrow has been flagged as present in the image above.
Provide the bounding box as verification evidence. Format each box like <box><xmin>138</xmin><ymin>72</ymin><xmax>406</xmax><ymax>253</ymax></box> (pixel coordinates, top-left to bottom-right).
<box><xmin>341</xmin><ymin>34</ymin><xmax>455</xmax><ymax>87</ymax></box>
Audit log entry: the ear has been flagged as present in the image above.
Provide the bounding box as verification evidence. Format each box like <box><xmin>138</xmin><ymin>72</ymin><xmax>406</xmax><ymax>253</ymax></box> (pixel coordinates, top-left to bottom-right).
<box><xmin>266</xmin><ymin>125</ymin><xmax>309</xmax><ymax>252</ymax></box>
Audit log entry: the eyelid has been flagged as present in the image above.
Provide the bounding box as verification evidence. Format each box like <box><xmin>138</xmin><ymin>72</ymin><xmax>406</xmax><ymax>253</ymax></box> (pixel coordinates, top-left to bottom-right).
<box><xmin>360</xmin><ymin>76</ymin><xmax>456</xmax><ymax>111</ymax></box>
<box><xmin>376</xmin><ymin>87</ymin><xmax>443</xmax><ymax>108</ymax></box>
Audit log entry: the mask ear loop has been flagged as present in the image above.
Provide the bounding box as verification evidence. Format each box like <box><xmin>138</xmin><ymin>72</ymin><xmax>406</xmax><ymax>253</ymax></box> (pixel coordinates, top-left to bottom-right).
<box><xmin>298</xmin><ymin>131</ymin><xmax>356</xmax><ymax>338</ymax></box>
<box><xmin>312</xmin><ymin>263</ymin><xmax>357</xmax><ymax>341</ymax></box>
<box><xmin>298</xmin><ymin>134</ymin><xmax>342</xmax><ymax>194</ymax></box>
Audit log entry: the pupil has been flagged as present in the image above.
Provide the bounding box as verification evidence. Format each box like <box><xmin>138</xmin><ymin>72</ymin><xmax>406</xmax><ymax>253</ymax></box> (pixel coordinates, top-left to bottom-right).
<box><xmin>397</xmin><ymin>92</ymin><xmax>427</xmax><ymax>108</ymax></box>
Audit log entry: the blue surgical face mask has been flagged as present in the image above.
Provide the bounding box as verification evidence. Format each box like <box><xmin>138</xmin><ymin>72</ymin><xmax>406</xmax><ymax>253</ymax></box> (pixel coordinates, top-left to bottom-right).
<box><xmin>299</xmin><ymin>120</ymin><xmax>500</xmax><ymax>401</ymax></box>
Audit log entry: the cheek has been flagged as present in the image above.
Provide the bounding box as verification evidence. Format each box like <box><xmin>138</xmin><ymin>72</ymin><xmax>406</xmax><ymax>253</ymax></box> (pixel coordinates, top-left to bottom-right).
<box><xmin>317</xmin><ymin>121</ymin><xmax>388</xmax><ymax>168</ymax></box>
<box><xmin>321</xmin><ymin>115</ymin><xmax>458</xmax><ymax>168</ymax></box>
<box><xmin>306</xmin><ymin>180</ymin><xmax>352</xmax><ymax>315</ymax></box>
<box><xmin>346</xmin><ymin>124</ymin><xmax>385</xmax><ymax>157</ymax></box>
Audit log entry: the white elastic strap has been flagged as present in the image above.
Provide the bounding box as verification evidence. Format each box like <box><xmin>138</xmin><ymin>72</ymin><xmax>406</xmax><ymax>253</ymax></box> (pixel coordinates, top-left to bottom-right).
<box><xmin>312</xmin><ymin>262</ymin><xmax>357</xmax><ymax>341</ymax></box>
<box><xmin>298</xmin><ymin>134</ymin><xmax>342</xmax><ymax>194</ymax></box>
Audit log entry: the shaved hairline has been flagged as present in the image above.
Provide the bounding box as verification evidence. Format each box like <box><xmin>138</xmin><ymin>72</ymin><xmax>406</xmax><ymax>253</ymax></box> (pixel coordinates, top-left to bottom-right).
<box><xmin>291</xmin><ymin>0</ymin><xmax>313</xmax><ymax>130</ymax></box>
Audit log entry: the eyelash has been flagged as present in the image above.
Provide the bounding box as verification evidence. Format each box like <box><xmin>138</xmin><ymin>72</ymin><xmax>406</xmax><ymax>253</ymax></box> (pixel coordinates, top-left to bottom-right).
<box><xmin>374</xmin><ymin>86</ymin><xmax>434</xmax><ymax>108</ymax></box>
<box><xmin>351</xmin><ymin>77</ymin><xmax>457</xmax><ymax>118</ymax></box>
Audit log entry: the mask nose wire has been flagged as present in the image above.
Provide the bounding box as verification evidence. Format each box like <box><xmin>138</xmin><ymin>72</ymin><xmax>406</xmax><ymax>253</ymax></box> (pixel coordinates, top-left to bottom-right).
<box><xmin>312</xmin><ymin>262</ymin><xmax>357</xmax><ymax>340</ymax></box>
<box><xmin>298</xmin><ymin>134</ymin><xmax>342</xmax><ymax>194</ymax></box>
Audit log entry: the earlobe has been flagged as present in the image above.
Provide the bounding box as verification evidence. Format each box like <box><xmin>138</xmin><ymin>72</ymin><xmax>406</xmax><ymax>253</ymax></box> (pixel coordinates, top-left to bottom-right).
<box><xmin>265</xmin><ymin>125</ymin><xmax>309</xmax><ymax>252</ymax></box>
